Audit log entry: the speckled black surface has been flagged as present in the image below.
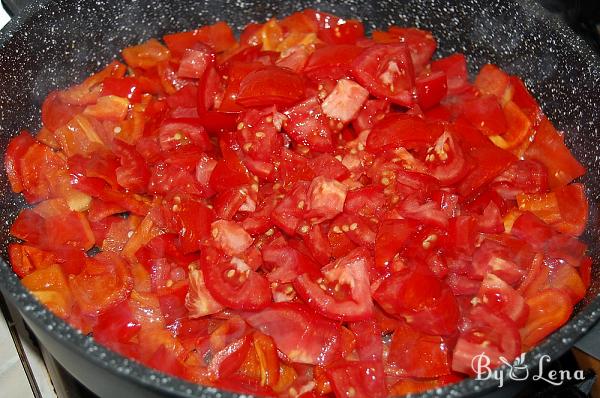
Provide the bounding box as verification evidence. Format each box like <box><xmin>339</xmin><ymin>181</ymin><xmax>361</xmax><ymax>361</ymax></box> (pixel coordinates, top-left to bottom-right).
<box><xmin>0</xmin><ymin>0</ymin><xmax>598</xmax><ymax>397</ymax></box>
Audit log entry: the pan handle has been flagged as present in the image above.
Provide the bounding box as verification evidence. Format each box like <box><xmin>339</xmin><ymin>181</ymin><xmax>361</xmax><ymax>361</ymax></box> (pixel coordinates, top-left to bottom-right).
<box><xmin>1</xmin><ymin>0</ymin><xmax>31</xmax><ymax>16</ymax></box>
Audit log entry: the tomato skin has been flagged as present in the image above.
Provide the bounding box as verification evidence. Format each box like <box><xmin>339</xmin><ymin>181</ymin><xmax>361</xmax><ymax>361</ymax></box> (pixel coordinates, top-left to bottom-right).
<box><xmin>374</xmin><ymin>219</ymin><xmax>417</xmax><ymax>268</ymax></box>
<box><xmin>521</xmin><ymin>288</ymin><xmax>572</xmax><ymax>349</ymax></box>
<box><xmin>367</xmin><ymin>113</ymin><xmax>443</xmax><ymax>153</ymax></box>
<box><xmin>304</xmin><ymin>45</ymin><xmax>364</xmax><ymax>81</ymax></box>
<box><xmin>452</xmin><ymin>121</ymin><xmax>516</xmax><ymax>198</ymax></box>
<box><xmin>236</xmin><ymin>66</ymin><xmax>306</xmax><ymax>108</ymax></box>
<box><xmin>201</xmin><ymin>255</ymin><xmax>271</xmax><ymax>311</ymax></box>
<box><xmin>374</xmin><ymin>268</ymin><xmax>459</xmax><ymax>335</ymax></box>
<box><xmin>461</xmin><ymin>95</ymin><xmax>507</xmax><ymax>136</ymax></box>
<box><xmin>163</xmin><ymin>21</ymin><xmax>237</xmax><ymax>57</ymax></box>
<box><xmin>294</xmin><ymin>248</ymin><xmax>374</xmax><ymax>321</ymax></box>
<box><xmin>525</xmin><ymin>117</ymin><xmax>585</xmax><ymax>189</ymax></box>
<box><xmin>474</xmin><ymin>64</ymin><xmax>512</xmax><ymax>100</ymax></box>
<box><xmin>5</xmin><ymin>131</ymin><xmax>36</xmax><ymax>193</ymax></box>
<box><xmin>244</xmin><ymin>303</ymin><xmax>342</xmax><ymax>365</ymax></box>
<box><xmin>304</xmin><ymin>10</ymin><xmax>365</xmax><ymax>45</ymax></box>
<box><xmin>283</xmin><ymin>97</ymin><xmax>334</xmax><ymax>152</ymax></box>
<box><xmin>374</xmin><ymin>27</ymin><xmax>437</xmax><ymax>74</ymax></box>
<box><xmin>42</xmin><ymin>91</ymin><xmax>86</xmax><ymax>131</ymax></box>
<box><xmin>387</xmin><ymin>321</ymin><xmax>451</xmax><ymax>378</ymax></box>
<box><xmin>451</xmin><ymin>305</ymin><xmax>521</xmax><ymax>376</ymax></box>
<box><xmin>326</xmin><ymin>361</ymin><xmax>387</xmax><ymax>398</ymax></box>
<box><xmin>93</xmin><ymin>300</ymin><xmax>141</xmax><ymax>345</ymax></box>
<box><xmin>69</xmin><ymin>252</ymin><xmax>133</xmax><ymax>315</ymax></box>
<box><xmin>352</xmin><ymin>43</ymin><xmax>415</xmax><ymax>106</ymax></box>
<box><xmin>431</xmin><ymin>53</ymin><xmax>469</xmax><ymax>95</ymax></box>
<box><xmin>416</xmin><ymin>70</ymin><xmax>447</xmax><ymax>110</ymax></box>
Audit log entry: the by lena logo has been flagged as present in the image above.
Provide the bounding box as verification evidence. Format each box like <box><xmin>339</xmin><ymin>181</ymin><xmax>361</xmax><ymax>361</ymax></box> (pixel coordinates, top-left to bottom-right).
<box><xmin>471</xmin><ymin>353</ymin><xmax>586</xmax><ymax>388</ymax></box>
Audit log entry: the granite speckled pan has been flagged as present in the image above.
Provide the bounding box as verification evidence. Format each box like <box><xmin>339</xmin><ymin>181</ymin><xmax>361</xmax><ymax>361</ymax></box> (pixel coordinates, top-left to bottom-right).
<box><xmin>0</xmin><ymin>0</ymin><xmax>598</xmax><ymax>397</ymax></box>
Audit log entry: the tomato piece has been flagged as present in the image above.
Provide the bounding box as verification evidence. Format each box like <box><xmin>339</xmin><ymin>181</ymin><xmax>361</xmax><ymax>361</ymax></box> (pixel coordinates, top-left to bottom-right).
<box><xmin>554</xmin><ymin>183</ymin><xmax>588</xmax><ymax>236</ymax></box>
<box><xmin>201</xmin><ymin>254</ymin><xmax>271</xmax><ymax>310</ymax></box>
<box><xmin>306</xmin><ymin>176</ymin><xmax>348</xmax><ymax>222</ymax></box>
<box><xmin>374</xmin><ymin>219</ymin><xmax>417</xmax><ymax>268</ymax></box>
<box><xmin>262</xmin><ymin>238</ymin><xmax>320</xmax><ymax>283</ymax></box>
<box><xmin>177</xmin><ymin>46</ymin><xmax>214</xmax><ymax>79</ymax></box>
<box><xmin>509</xmin><ymin>76</ymin><xmax>540</xmax><ymax>120</ymax></box>
<box><xmin>163</xmin><ymin>21</ymin><xmax>237</xmax><ymax>57</ymax></box>
<box><xmin>525</xmin><ymin>117</ymin><xmax>585</xmax><ymax>189</ymax></box>
<box><xmin>425</xmin><ymin>130</ymin><xmax>468</xmax><ymax>186</ymax></box>
<box><xmin>374</xmin><ymin>27</ymin><xmax>437</xmax><ymax>73</ymax></box>
<box><xmin>387</xmin><ymin>321</ymin><xmax>451</xmax><ymax>378</ymax></box>
<box><xmin>349</xmin><ymin>320</ymin><xmax>383</xmax><ymax>361</ymax></box>
<box><xmin>304</xmin><ymin>44</ymin><xmax>364</xmax><ymax>81</ymax></box>
<box><xmin>21</xmin><ymin>263</ymin><xmax>72</xmax><ymax>318</ymax></box>
<box><xmin>244</xmin><ymin>302</ymin><xmax>341</xmax><ymax>365</ymax></box>
<box><xmin>5</xmin><ymin>131</ymin><xmax>37</xmax><ymax>193</ymax></box>
<box><xmin>308</xmin><ymin>154</ymin><xmax>350</xmax><ymax>181</ymax></box>
<box><xmin>304</xmin><ymin>10</ymin><xmax>365</xmax><ymax>45</ymax></box>
<box><xmin>236</xmin><ymin>66</ymin><xmax>305</xmax><ymax>108</ymax></box>
<box><xmin>461</xmin><ymin>95</ymin><xmax>507</xmax><ymax>136</ymax></box>
<box><xmin>294</xmin><ymin>247</ymin><xmax>374</xmax><ymax>321</ymax></box>
<box><xmin>521</xmin><ymin>288</ymin><xmax>572</xmax><ymax>349</ymax></box>
<box><xmin>93</xmin><ymin>300</ymin><xmax>141</xmax><ymax>346</ymax></box>
<box><xmin>352</xmin><ymin>43</ymin><xmax>415</xmax><ymax>106</ymax></box>
<box><xmin>209</xmin><ymin>144</ymin><xmax>251</xmax><ymax>192</ymax></box>
<box><xmin>283</xmin><ymin>97</ymin><xmax>334</xmax><ymax>152</ymax></box>
<box><xmin>69</xmin><ymin>252</ymin><xmax>133</xmax><ymax>315</ymax></box>
<box><xmin>101</xmin><ymin>76</ymin><xmax>146</xmax><ymax>103</ymax></box>
<box><xmin>185</xmin><ymin>267</ymin><xmax>224</xmax><ymax>318</ymax></box>
<box><xmin>326</xmin><ymin>361</ymin><xmax>386</xmax><ymax>398</ymax></box>
<box><xmin>416</xmin><ymin>70</ymin><xmax>447</xmax><ymax>110</ymax></box>
<box><xmin>122</xmin><ymin>38</ymin><xmax>171</xmax><ymax>69</ymax></box>
<box><xmin>453</xmin><ymin>122</ymin><xmax>516</xmax><ymax>198</ymax></box>
<box><xmin>477</xmin><ymin>273</ymin><xmax>528</xmax><ymax>326</ymax></box>
<box><xmin>367</xmin><ymin>113</ymin><xmax>443</xmax><ymax>153</ymax></box>
<box><xmin>474</xmin><ymin>64</ymin><xmax>512</xmax><ymax>101</ymax></box>
<box><xmin>374</xmin><ymin>268</ymin><xmax>459</xmax><ymax>335</ymax></box>
<box><xmin>321</xmin><ymin>79</ymin><xmax>369</xmax><ymax>123</ymax></box>
<box><xmin>41</xmin><ymin>91</ymin><xmax>86</xmax><ymax>131</ymax></box>
<box><xmin>451</xmin><ymin>305</ymin><xmax>521</xmax><ymax>375</ymax></box>
<box><xmin>431</xmin><ymin>54</ymin><xmax>469</xmax><ymax>95</ymax></box>
<box><xmin>209</xmin><ymin>335</ymin><xmax>253</xmax><ymax>380</ymax></box>
<box><xmin>492</xmin><ymin>159</ymin><xmax>549</xmax><ymax>199</ymax></box>
<box><xmin>352</xmin><ymin>99</ymin><xmax>390</xmax><ymax>132</ymax></box>
<box><xmin>272</xmin><ymin>181</ymin><xmax>310</xmax><ymax>235</ymax></box>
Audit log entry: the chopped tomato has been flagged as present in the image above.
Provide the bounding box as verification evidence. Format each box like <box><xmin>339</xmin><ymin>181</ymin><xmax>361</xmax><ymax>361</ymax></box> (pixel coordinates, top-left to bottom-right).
<box><xmin>451</xmin><ymin>305</ymin><xmax>521</xmax><ymax>375</ymax></box>
<box><xmin>304</xmin><ymin>44</ymin><xmax>364</xmax><ymax>81</ymax></box>
<box><xmin>294</xmin><ymin>247</ymin><xmax>374</xmax><ymax>321</ymax></box>
<box><xmin>122</xmin><ymin>39</ymin><xmax>171</xmax><ymax>69</ymax></box>
<box><xmin>69</xmin><ymin>252</ymin><xmax>133</xmax><ymax>315</ymax></box>
<box><xmin>202</xmin><ymin>253</ymin><xmax>271</xmax><ymax>310</ymax></box>
<box><xmin>352</xmin><ymin>43</ymin><xmax>415</xmax><ymax>106</ymax></box>
<box><xmin>244</xmin><ymin>303</ymin><xmax>341</xmax><ymax>365</ymax></box>
<box><xmin>387</xmin><ymin>321</ymin><xmax>451</xmax><ymax>378</ymax></box>
<box><xmin>431</xmin><ymin>54</ymin><xmax>469</xmax><ymax>95</ymax></box>
<box><xmin>521</xmin><ymin>288</ymin><xmax>573</xmax><ymax>349</ymax></box>
<box><xmin>321</xmin><ymin>79</ymin><xmax>369</xmax><ymax>123</ymax></box>
<box><xmin>525</xmin><ymin>117</ymin><xmax>586</xmax><ymax>188</ymax></box>
<box><xmin>374</xmin><ymin>268</ymin><xmax>459</xmax><ymax>335</ymax></box>
<box><xmin>236</xmin><ymin>66</ymin><xmax>305</xmax><ymax>108</ymax></box>
<box><xmin>4</xmin><ymin>11</ymin><xmax>591</xmax><ymax>398</ymax></box>
<box><xmin>326</xmin><ymin>361</ymin><xmax>386</xmax><ymax>398</ymax></box>
<box><xmin>284</xmin><ymin>97</ymin><xmax>334</xmax><ymax>152</ymax></box>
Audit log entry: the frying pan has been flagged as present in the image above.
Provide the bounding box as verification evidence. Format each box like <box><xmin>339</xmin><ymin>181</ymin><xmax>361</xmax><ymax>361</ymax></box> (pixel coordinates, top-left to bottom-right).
<box><xmin>0</xmin><ymin>0</ymin><xmax>599</xmax><ymax>397</ymax></box>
